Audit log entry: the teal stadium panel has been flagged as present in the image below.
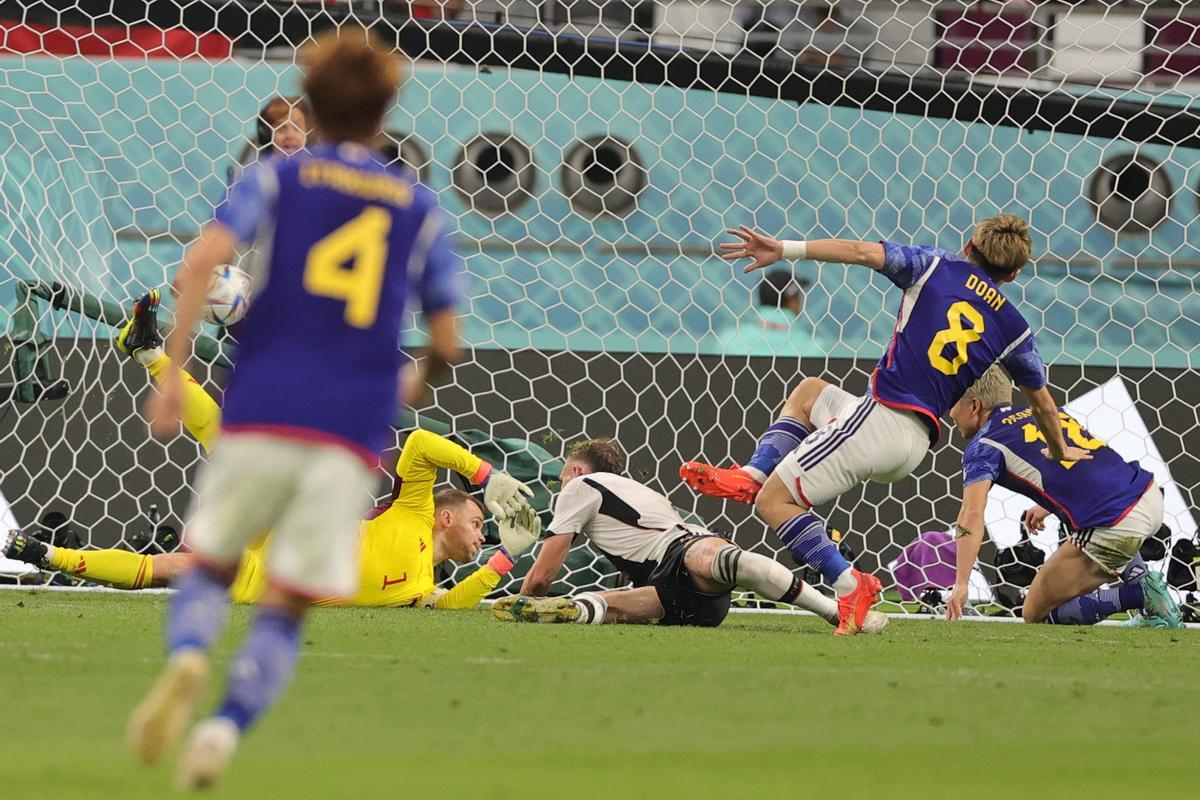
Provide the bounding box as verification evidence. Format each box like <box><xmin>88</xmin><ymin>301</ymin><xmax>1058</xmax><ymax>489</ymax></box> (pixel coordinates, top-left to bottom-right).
<box><xmin>1</xmin><ymin>56</ymin><xmax>1197</xmax><ymax>366</ymax></box>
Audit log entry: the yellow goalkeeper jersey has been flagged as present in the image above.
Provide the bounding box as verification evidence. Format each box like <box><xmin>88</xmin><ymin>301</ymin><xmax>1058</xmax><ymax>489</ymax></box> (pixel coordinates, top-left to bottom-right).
<box><xmin>152</xmin><ymin>356</ymin><xmax>502</xmax><ymax>610</ymax></box>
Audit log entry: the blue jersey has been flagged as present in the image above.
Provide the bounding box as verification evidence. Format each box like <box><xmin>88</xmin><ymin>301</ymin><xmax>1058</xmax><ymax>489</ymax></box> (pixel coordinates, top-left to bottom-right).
<box><xmin>871</xmin><ymin>242</ymin><xmax>1047</xmax><ymax>442</ymax></box>
<box><xmin>962</xmin><ymin>404</ymin><xmax>1154</xmax><ymax>531</ymax></box>
<box><xmin>212</xmin><ymin>142</ymin><xmax>460</xmax><ymax>461</ymax></box>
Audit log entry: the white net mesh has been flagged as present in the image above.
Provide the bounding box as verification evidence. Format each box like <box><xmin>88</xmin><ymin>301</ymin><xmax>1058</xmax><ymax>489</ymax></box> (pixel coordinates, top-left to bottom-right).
<box><xmin>1</xmin><ymin>1</ymin><xmax>1197</xmax><ymax>616</ymax></box>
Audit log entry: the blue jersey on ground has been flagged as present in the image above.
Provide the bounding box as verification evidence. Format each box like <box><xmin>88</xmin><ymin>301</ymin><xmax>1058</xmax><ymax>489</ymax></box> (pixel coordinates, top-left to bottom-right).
<box><xmin>871</xmin><ymin>242</ymin><xmax>1047</xmax><ymax>442</ymax></box>
<box><xmin>962</xmin><ymin>404</ymin><xmax>1154</xmax><ymax>531</ymax></box>
<box><xmin>212</xmin><ymin>142</ymin><xmax>460</xmax><ymax>461</ymax></box>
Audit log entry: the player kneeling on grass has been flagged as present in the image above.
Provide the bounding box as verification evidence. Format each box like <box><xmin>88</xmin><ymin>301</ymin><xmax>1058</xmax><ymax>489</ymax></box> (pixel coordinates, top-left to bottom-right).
<box><xmin>493</xmin><ymin>438</ymin><xmax>885</xmax><ymax>633</ymax></box>
<box><xmin>945</xmin><ymin>365</ymin><xmax>1181</xmax><ymax>627</ymax></box>
<box><xmin>4</xmin><ymin>291</ymin><xmax>538</xmax><ymax>609</ymax></box>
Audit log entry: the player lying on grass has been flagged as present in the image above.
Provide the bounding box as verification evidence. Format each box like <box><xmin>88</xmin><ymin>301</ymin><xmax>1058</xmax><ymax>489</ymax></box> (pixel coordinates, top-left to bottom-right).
<box><xmin>492</xmin><ymin>438</ymin><xmax>886</xmax><ymax>633</ymax></box>
<box><xmin>945</xmin><ymin>364</ymin><xmax>1182</xmax><ymax>627</ymax></box>
<box><xmin>680</xmin><ymin>215</ymin><xmax>1091</xmax><ymax>635</ymax></box>
<box><xmin>2</xmin><ymin>291</ymin><xmax>539</xmax><ymax>608</ymax></box>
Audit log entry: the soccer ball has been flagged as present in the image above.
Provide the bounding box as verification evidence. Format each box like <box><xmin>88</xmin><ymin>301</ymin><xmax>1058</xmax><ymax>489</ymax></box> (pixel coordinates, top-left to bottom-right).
<box><xmin>204</xmin><ymin>265</ymin><xmax>251</xmax><ymax>326</ymax></box>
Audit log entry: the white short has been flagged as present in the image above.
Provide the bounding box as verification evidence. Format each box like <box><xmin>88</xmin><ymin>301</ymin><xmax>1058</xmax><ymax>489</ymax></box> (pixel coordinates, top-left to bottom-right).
<box><xmin>773</xmin><ymin>385</ymin><xmax>930</xmax><ymax>507</ymax></box>
<box><xmin>1070</xmin><ymin>484</ymin><xmax>1162</xmax><ymax>575</ymax></box>
<box><xmin>185</xmin><ymin>432</ymin><xmax>373</xmax><ymax>600</ymax></box>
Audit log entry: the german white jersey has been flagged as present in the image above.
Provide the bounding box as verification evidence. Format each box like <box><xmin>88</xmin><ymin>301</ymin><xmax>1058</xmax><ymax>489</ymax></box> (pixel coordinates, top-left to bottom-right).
<box><xmin>546</xmin><ymin>472</ymin><xmax>704</xmax><ymax>576</ymax></box>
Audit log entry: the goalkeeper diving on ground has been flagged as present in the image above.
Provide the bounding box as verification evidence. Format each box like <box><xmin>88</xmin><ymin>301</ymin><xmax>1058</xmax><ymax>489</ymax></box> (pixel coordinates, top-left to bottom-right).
<box><xmin>2</xmin><ymin>291</ymin><xmax>543</xmax><ymax>610</ymax></box>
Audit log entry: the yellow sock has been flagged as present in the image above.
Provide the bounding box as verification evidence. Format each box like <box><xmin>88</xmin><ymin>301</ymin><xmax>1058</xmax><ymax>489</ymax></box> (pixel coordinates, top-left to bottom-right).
<box><xmin>49</xmin><ymin>548</ymin><xmax>154</xmax><ymax>590</ymax></box>
<box><xmin>146</xmin><ymin>353</ymin><xmax>222</xmax><ymax>454</ymax></box>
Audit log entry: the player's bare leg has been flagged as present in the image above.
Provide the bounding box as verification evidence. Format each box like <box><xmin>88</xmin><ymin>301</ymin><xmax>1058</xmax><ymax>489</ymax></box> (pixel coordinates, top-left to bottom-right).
<box><xmin>755</xmin><ymin>475</ymin><xmax>881</xmax><ymax>636</ymax></box>
<box><xmin>683</xmin><ymin>534</ymin><xmax>886</xmax><ymax>634</ymax></box>
<box><xmin>1022</xmin><ymin>542</ymin><xmax>1111</xmax><ymax>623</ymax></box>
<box><xmin>495</xmin><ymin>587</ymin><xmax>664</xmax><ymax>624</ymax></box>
<box><xmin>1021</xmin><ymin>541</ymin><xmax>1179</xmax><ymax>626</ymax></box>
<box><xmin>681</xmin><ymin>377</ymin><xmax>830</xmax><ymax>502</ymax></box>
<box><xmin>176</xmin><ymin>588</ymin><xmax>308</xmax><ymax>791</ymax></box>
<box><xmin>127</xmin><ymin>560</ymin><xmax>239</xmax><ymax>765</ymax></box>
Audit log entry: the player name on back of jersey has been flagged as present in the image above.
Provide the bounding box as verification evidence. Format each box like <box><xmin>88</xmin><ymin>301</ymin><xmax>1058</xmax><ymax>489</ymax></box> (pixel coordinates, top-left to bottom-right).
<box><xmin>299</xmin><ymin>159</ymin><xmax>412</xmax><ymax>207</ymax></box>
<box><xmin>964</xmin><ymin>273</ymin><xmax>1005</xmax><ymax>312</ymax></box>
<box><xmin>998</xmin><ymin>407</ymin><xmax>1034</xmax><ymax>425</ymax></box>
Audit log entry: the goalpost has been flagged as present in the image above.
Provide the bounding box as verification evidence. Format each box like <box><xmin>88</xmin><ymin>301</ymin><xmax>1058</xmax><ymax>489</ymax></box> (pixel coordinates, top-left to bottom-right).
<box><xmin>1</xmin><ymin>0</ymin><xmax>1197</xmax><ymax>615</ymax></box>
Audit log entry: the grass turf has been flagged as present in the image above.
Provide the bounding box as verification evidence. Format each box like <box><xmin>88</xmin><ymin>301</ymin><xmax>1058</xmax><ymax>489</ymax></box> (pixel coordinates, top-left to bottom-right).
<box><xmin>2</xmin><ymin>591</ymin><xmax>1194</xmax><ymax>799</ymax></box>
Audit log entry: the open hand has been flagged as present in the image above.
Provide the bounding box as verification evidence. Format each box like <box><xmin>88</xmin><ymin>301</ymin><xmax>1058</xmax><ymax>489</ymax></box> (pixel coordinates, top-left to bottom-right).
<box><xmin>1042</xmin><ymin>445</ymin><xmax>1094</xmax><ymax>463</ymax></box>
<box><xmin>719</xmin><ymin>225</ymin><xmax>783</xmax><ymax>273</ymax></box>
<box><xmin>945</xmin><ymin>585</ymin><xmax>968</xmax><ymax>621</ymax></box>
<box><xmin>1023</xmin><ymin>505</ymin><xmax>1051</xmax><ymax>533</ymax></box>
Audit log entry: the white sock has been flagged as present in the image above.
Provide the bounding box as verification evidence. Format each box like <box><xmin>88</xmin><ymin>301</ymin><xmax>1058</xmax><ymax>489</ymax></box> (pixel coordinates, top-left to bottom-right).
<box><xmin>741</xmin><ymin>466</ymin><xmax>768</xmax><ymax>484</ymax></box>
<box><xmin>572</xmin><ymin>592</ymin><xmax>608</xmax><ymax>625</ymax></box>
<box><xmin>832</xmin><ymin>567</ymin><xmax>858</xmax><ymax>597</ymax></box>
<box><xmin>134</xmin><ymin>346</ymin><xmax>164</xmax><ymax>367</ymax></box>
<box><xmin>793</xmin><ymin>581</ymin><xmax>839</xmax><ymax>624</ymax></box>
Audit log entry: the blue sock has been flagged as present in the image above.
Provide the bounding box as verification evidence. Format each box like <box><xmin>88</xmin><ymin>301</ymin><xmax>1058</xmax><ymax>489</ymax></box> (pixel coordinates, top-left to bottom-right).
<box><xmin>1046</xmin><ymin>584</ymin><xmax>1140</xmax><ymax>625</ymax></box>
<box><xmin>776</xmin><ymin>513</ymin><xmax>850</xmax><ymax>586</ymax></box>
<box><xmin>216</xmin><ymin>609</ymin><xmax>302</xmax><ymax>732</ymax></box>
<box><xmin>166</xmin><ymin>565</ymin><xmax>232</xmax><ymax>655</ymax></box>
<box><xmin>744</xmin><ymin>416</ymin><xmax>811</xmax><ymax>481</ymax></box>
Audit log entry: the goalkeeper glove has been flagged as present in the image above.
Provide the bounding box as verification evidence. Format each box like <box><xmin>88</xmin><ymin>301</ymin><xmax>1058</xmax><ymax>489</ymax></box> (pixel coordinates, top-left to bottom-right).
<box><xmin>483</xmin><ymin>471</ymin><xmax>534</xmax><ymax>519</ymax></box>
<box><xmin>496</xmin><ymin>505</ymin><xmax>541</xmax><ymax>559</ymax></box>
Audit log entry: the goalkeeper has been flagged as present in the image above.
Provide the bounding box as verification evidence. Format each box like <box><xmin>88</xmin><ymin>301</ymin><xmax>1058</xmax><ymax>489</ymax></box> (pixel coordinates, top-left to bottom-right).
<box><xmin>3</xmin><ymin>292</ymin><xmax>541</xmax><ymax>608</ymax></box>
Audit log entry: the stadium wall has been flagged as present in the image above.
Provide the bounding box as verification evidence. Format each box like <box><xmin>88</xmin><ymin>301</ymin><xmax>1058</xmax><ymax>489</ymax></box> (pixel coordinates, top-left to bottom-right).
<box><xmin>1</xmin><ymin>55</ymin><xmax>1197</xmax><ymax>368</ymax></box>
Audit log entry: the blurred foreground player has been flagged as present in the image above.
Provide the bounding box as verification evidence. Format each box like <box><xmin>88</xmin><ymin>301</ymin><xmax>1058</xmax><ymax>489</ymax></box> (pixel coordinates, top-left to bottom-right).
<box><xmin>681</xmin><ymin>216</ymin><xmax>1091</xmax><ymax>634</ymax></box>
<box><xmin>494</xmin><ymin>438</ymin><xmax>885</xmax><ymax>633</ymax></box>
<box><xmin>945</xmin><ymin>365</ymin><xmax>1181</xmax><ymax>627</ymax></box>
<box><xmin>128</xmin><ymin>31</ymin><xmax>463</xmax><ymax>790</ymax></box>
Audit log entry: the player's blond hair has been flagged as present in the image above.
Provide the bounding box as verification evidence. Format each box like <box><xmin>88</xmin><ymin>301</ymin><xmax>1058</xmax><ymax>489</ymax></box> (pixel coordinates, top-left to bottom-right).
<box><xmin>567</xmin><ymin>438</ymin><xmax>626</xmax><ymax>475</ymax></box>
<box><xmin>962</xmin><ymin>364</ymin><xmax>1013</xmax><ymax>410</ymax></box>
<box><xmin>971</xmin><ymin>214</ymin><xmax>1031</xmax><ymax>278</ymax></box>
<box><xmin>301</xmin><ymin>28</ymin><xmax>402</xmax><ymax>144</ymax></box>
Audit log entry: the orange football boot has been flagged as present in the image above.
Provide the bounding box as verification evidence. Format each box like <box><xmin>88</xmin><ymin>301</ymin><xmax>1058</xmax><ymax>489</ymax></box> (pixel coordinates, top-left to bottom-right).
<box><xmin>835</xmin><ymin>570</ymin><xmax>883</xmax><ymax>636</ymax></box>
<box><xmin>679</xmin><ymin>462</ymin><xmax>762</xmax><ymax>504</ymax></box>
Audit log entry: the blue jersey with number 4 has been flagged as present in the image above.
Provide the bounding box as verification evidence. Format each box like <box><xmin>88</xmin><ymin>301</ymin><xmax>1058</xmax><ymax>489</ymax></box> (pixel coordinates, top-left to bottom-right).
<box><xmin>871</xmin><ymin>242</ymin><xmax>1047</xmax><ymax>442</ymax></box>
<box><xmin>212</xmin><ymin>142</ymin><xmax>460</xmax><ymax>461</ymax></box>
<box><xmin>962</xmin><ymin>404</ymin><xmax>1153</xmax><ymax>530</ymax></box>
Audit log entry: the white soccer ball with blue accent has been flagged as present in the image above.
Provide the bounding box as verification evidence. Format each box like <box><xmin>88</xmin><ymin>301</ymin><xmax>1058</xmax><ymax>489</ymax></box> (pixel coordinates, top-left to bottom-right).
<box><xmin>204</xmin><ymin>265</ymin><xmax>251</xmax><ymax>326</ymax></box>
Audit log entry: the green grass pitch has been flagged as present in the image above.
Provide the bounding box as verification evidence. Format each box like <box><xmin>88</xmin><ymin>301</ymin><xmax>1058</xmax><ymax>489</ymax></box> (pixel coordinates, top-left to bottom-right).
<box><xmin>3</xmin><ymin>592</ymin><xmax>1194</xmax><ymax>799</ymax></box>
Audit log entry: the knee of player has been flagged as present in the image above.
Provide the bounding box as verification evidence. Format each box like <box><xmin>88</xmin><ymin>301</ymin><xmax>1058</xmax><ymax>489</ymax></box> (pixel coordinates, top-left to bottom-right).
<box><xmin>753</xmin><ymin>482</ymin><xmax>795</xmax><ymax>524</ymax></box>
<box><xmin>787</xmin><ymin>376</ymin><xmax>827</xmax><ymax>409</ymax></box>
<box><xmin>1021</xmin><ymin>604</ymin><xmax>1047</xmax><ymax>624</ymax></box>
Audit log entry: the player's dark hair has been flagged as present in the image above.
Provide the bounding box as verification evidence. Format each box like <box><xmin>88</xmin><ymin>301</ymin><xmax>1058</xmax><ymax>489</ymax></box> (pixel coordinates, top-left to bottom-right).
<box><xmin>759</xmin><ymin>269</ymin><xmax>803</xmax><ymax>308</ymax></box>
<box><xmin>433</xmin><ymin>488</ymin><xmax>485</xmax><ymax>516</ymax></box>
<box><xmin>301</xmin><ymin>29</ymin><xmax>402</xmax><ymax>145</ymax></box>
<box><xmin>257</xmin><ymin>95</ymin><xmax>310</xmax><ymax>148</ymax></box>
<box><xmin>567</xmin><ymin>438</ymin><xmax>626</xmax><ymax>474</ymax></box>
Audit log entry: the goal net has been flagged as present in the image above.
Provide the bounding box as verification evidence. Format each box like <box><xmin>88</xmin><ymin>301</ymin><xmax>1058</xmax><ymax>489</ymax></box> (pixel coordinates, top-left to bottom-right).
<box><xmin>1</xmin><ymin>0</ymin><xmax>1197</xmax><ymax>617</ymax></box>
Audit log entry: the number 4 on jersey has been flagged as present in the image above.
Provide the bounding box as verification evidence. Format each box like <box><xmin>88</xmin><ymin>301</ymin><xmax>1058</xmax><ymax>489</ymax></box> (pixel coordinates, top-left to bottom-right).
<box><xmin>303</xmin><ymin>206</ymin><xmax>392</xmax><ymax>328</ymax></box>
<box><xmin>1022</xmin><ymin>413</ymin><xmax>1105</xmax><ymax>469</ymax></box>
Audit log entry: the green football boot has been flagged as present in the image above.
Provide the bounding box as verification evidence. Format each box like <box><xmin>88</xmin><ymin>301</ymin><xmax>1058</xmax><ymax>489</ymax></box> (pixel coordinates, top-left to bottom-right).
<box><xmin>492</xmin><ymin>596</ymin><xmax>581</xmax><ymax>623</ymax></box>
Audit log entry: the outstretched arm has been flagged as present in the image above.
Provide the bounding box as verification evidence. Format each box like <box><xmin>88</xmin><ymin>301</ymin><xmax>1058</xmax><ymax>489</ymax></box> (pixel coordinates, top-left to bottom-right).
<box><xmin>720</xmin><ymin>225</ymin><xmax>885</xmax><ymax>273</ymax></box>
<box><xmin>946</xmin><ymin>479</ymin><xmax>990</xmax><ymax>621</ymax></box>
<box><xmin>520</xmin><ymin>533</ymin><xmax>573</xmax><ymax>596</ymax></box>
<box><xmin>421</xmin><ymin>506</ymin><xmax>541</xmax><ymax>609</ymax></box>
<box><xmin>1018</xmin><ymin>385</ymin><xmax>1093</xmax><ymax>464</ymax></box>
